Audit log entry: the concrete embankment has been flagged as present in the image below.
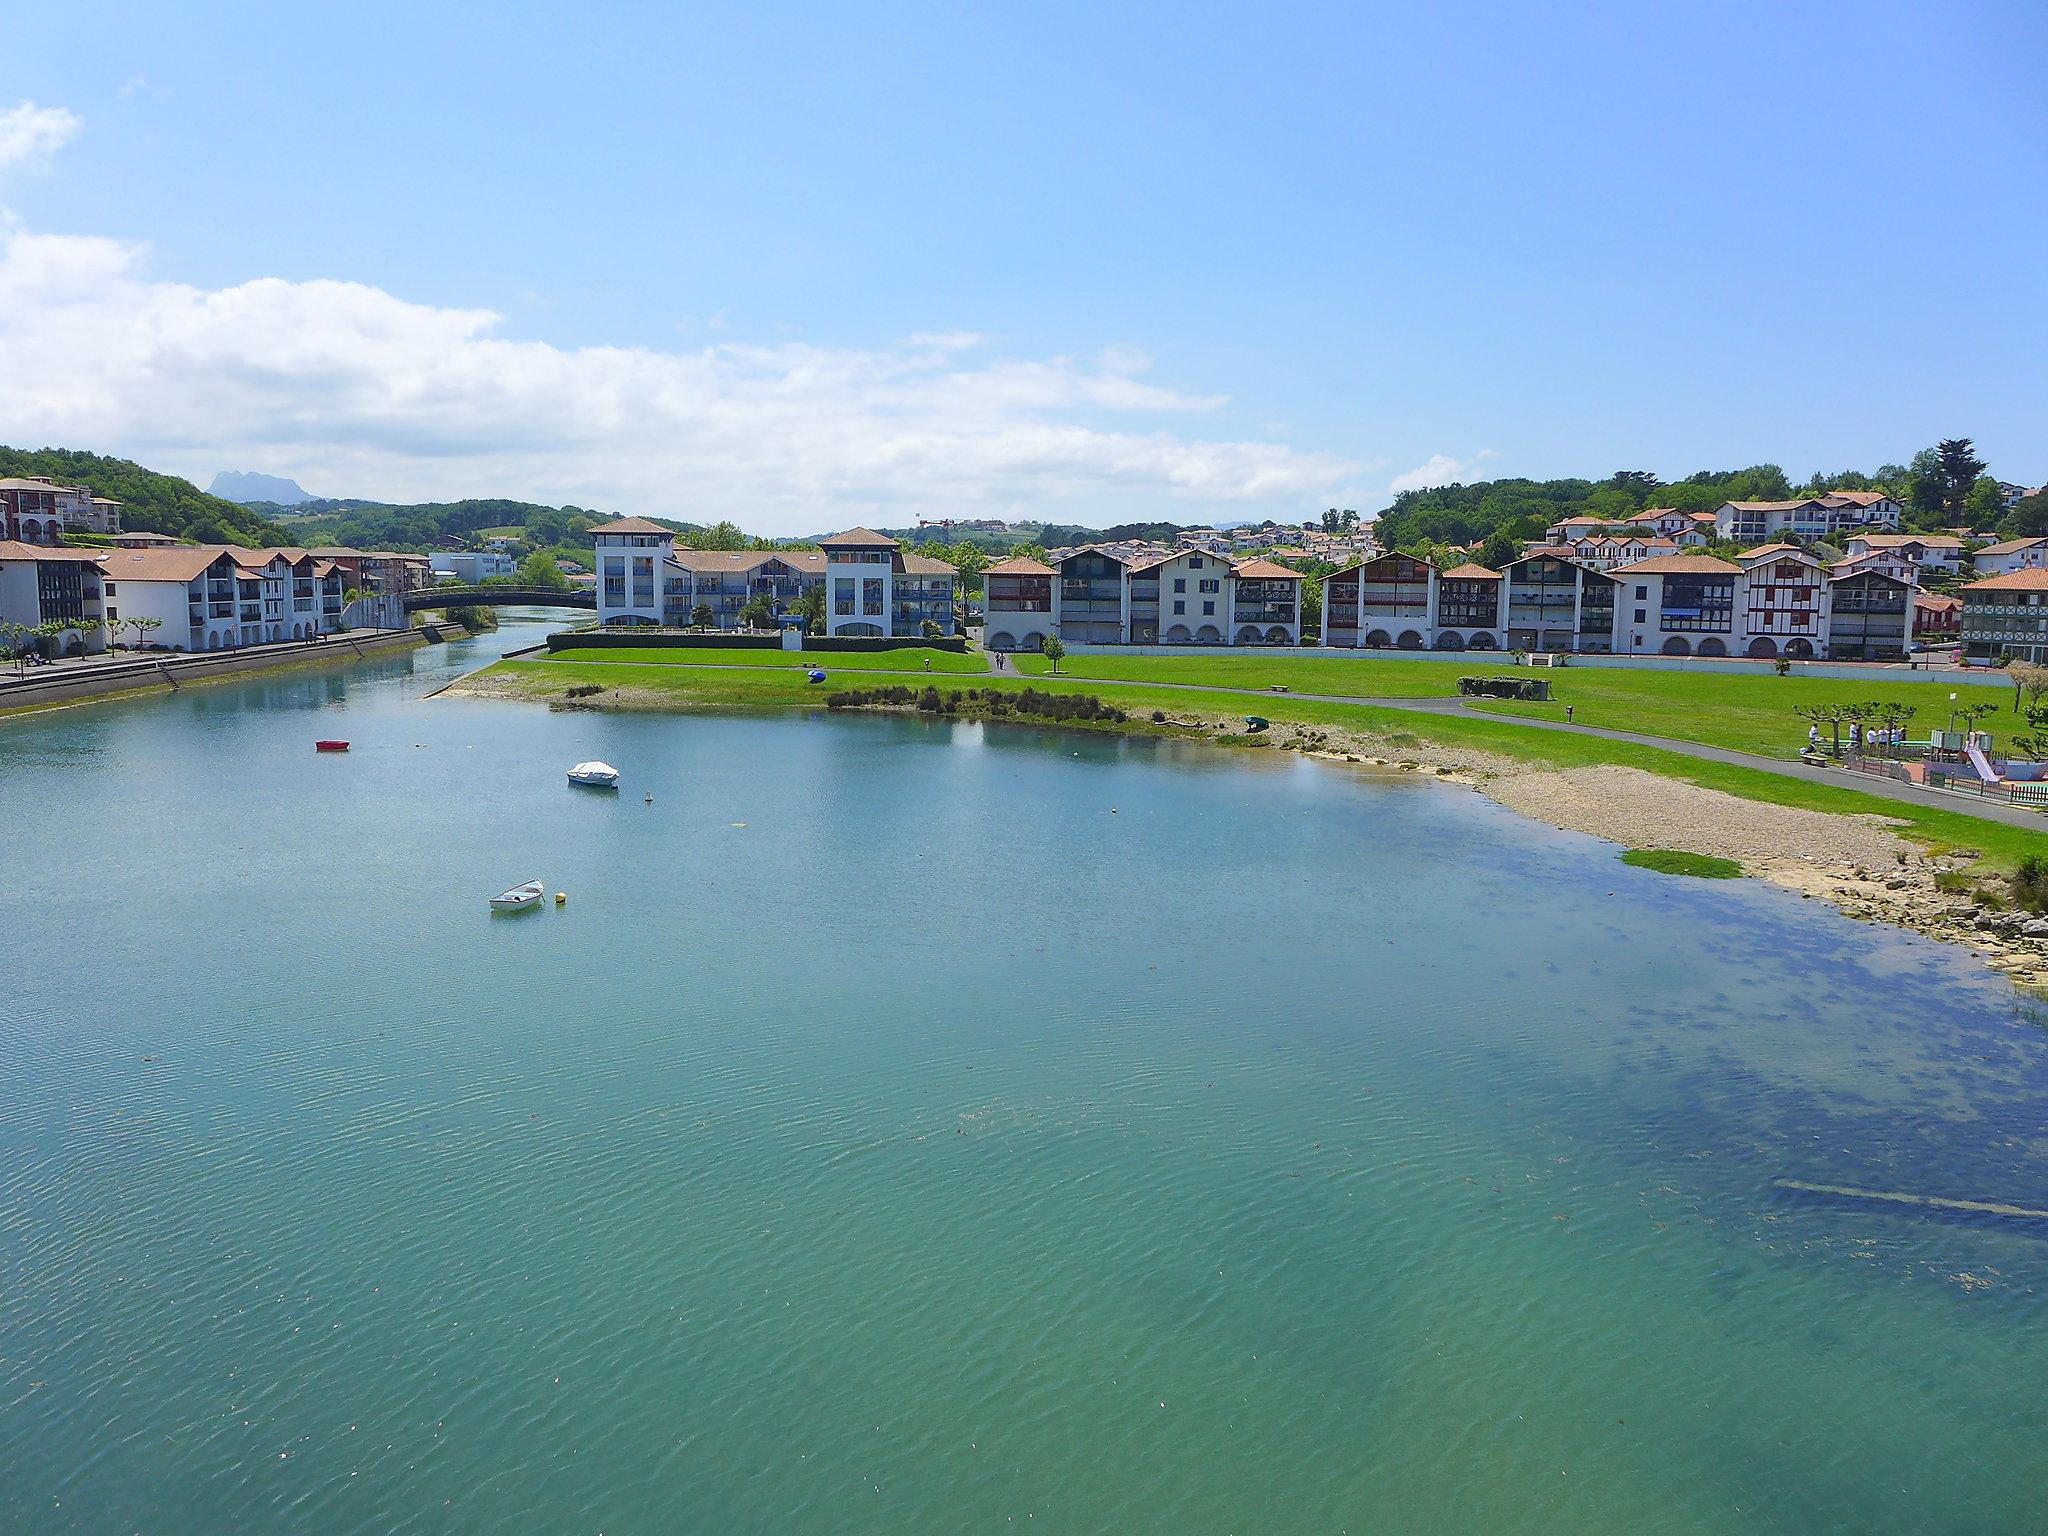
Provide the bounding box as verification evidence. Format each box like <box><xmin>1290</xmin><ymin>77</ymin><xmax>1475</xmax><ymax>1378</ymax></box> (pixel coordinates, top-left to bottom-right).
<box><xmin>0</xmin><ymin>627</ymin><xmax>435</xmax><ymax>715</ymax></box>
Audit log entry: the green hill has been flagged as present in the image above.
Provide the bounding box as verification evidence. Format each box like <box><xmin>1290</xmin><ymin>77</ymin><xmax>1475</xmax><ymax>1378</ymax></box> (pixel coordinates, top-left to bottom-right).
<box><xmin>261</xmin><ymin>498</ymin><xmax>696</xmax><ymax>553</ymax></box>
<box><xmin>0</xmin><ymin>447</ymin><xmax>289</xmax><ymax>546</ymax></box>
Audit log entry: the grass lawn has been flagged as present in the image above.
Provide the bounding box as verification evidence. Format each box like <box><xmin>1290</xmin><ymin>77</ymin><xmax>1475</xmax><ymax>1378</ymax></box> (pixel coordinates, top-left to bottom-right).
<box><xmin>480</xmin><ymin>656</ymin><xmax>2048</xmax><ymax>871</ymax></box>
<box><xmin>544</xmin><ymin>646</ymin><xmax>987</xmax><ymax>673</ymax></box>
<box><xmin>1013</xmin><ymin>651</ymin><xmax>2022</xmax><ymax>760</ymax></box>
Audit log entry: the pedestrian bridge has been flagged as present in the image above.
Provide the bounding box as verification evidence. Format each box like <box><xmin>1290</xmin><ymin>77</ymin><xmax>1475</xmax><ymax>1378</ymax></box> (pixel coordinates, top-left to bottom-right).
<box><xmin>402</xmin><ymin>586</ymin><xmax>597</xmax><ymax>613</ymax></box>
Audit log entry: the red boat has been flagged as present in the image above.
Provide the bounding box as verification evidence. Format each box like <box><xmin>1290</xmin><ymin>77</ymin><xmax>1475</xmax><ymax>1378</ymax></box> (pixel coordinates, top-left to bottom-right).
<box><xmin>315</xmin><ymin>739</ymin><xmax>350</xmax><ymax>752</ymax></box>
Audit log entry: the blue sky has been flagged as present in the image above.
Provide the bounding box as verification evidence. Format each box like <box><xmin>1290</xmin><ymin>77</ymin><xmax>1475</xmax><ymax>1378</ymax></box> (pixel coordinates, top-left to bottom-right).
<box><xmin>2</xmin><ymin>0</ymin><xmax>2043</xmax><ymax>531</ymax></box>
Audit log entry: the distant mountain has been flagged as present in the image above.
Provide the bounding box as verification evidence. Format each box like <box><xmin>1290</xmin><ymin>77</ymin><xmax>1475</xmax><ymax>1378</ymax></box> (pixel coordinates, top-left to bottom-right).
<box><xmin>210</xmin><ymin>470</ymin><xmax>317</xmax><ymax>506</ymax></box>
<box><xmin>0</xmin><ymin>446</ymin><xmax>288</xmax><ymax>546</ymax></box>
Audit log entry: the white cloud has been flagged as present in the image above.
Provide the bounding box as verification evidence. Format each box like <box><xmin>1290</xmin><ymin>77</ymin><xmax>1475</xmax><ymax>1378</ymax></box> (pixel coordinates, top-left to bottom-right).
<box><xmin>0</xmin><ymin>102</ymin><xmax>82</xmax><ymax>186</ymax></box>
<box><xmin>0</xmin><ymin>226</ymin><xmax>1367</xmax><ymax>532</ymax></box>
<box><xmin>0</xmin><ymin>102</ymin><xmax>1371</xmax><ymax>535</ymax></box>
<box><xmin>1388</xmin><ymin>449</ymin><xmax>1499</xmax><ymax>495</ymax></box>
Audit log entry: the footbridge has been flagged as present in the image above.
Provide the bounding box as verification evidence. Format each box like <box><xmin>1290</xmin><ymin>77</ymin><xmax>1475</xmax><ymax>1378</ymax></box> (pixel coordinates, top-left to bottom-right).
<box><xmin>402</xmin><ymin>586</ymin><xmax>597</xmax><ymax>613</ymax></box>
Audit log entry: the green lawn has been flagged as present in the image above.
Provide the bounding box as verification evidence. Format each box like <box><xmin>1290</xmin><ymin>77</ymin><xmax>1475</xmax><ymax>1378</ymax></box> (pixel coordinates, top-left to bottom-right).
<box><xmin>1621</xmin><ymin>849</ymin><xmax>1744</xmax><ymax>879</ymax></box>
<box><xmin>1015</xmin><ymin>652</ymin><xmax>2020</xmax><ymax>760</ymax></box>
<box><xmin>480</xmin><ymin>656</ymin><xmax>2048</xmax><ymax>872</ymax></box>
<box><xmin>545</xmin><ymin>646</ymin><xmax>987</xmax><ymax>673</ymax></box>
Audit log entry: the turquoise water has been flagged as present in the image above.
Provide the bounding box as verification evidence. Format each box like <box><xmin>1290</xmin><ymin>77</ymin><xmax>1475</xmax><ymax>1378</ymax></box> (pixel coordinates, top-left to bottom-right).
<box><xmin>3</xmin><ymin>618</ymin><xmax>2047</xmax><ymax>1534</ymax></box>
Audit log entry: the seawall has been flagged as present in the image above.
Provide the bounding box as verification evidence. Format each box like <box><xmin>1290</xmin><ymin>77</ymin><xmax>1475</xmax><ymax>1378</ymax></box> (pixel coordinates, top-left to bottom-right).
<box><xmin>0</xmin><ymin>628</ymin><xmax>433</xmax><ymax>715</ymax></box>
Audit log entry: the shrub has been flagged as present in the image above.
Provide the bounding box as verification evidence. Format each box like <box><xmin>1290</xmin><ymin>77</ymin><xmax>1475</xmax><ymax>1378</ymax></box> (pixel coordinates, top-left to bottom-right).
<box><xmin>2009</xmin><ymin>855</ymin><xmax>2048</xmax><ymax>911</ymax></box>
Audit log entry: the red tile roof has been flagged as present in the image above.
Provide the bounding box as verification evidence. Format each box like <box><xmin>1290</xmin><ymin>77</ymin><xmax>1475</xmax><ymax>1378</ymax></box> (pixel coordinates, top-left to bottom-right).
<box><xmin>590</xmin><ymin>517</ymin><xmax>675</xmax><ymax>535</ymax></box>
<box><xmin>983</xmin><ymin>555</ymin><xmax>1054</xmax><ymax>576</ymax></box>
<box><xmin>1964</xmin><ymin>568</ymin><xmax>2048</xmax><ymax>592</ymax></box>
<box><xmin>817</xmin><ymin>526</ymin><xmax>900</xmax><ymax>548</ymax></box>
<box><xmin>1613</xmin><ymin>554</ymin><xmax>1741</xmax><ymax>574</ymax></box>
<box><xmin>1231</xmin><ymin>557</ymin><xmax>1305</xmax><ymax>580</ymax></box>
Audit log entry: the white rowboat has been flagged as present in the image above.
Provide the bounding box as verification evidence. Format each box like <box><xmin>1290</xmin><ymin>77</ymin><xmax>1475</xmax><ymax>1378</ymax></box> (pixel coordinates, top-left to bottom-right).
<box><xmin>567</xmin><ymin>760</ymin><xmax>620</xmax><ymax>787</ymax></box>
<box><xmin>490</xmin><ymin>879</ymin><xmax>545</xmax><ymax>911</ymax></box>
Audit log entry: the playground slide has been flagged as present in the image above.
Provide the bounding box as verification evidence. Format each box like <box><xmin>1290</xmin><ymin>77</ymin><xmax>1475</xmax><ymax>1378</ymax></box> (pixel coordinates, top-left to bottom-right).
<box><xmin>1964</xmin><ymin>743</ymin><xmax>2003</xmax><ymax>784</ymax></box>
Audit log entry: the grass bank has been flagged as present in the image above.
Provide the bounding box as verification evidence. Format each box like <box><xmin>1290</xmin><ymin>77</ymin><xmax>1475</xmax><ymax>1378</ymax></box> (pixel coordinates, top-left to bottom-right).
<box><xmin>470</xmin><ymin>654</ymin><xmax>2048</xmax><ymax>872</ymax></box>
<box><xmin>547</xmin><ymin>645</ymin><xmax>985</xmax><ymax>673</ymax></box>
<box><xmin>1016</xmin><ymin>652</ymin><xmax>2017</xmax><ymax>760</ymax></box>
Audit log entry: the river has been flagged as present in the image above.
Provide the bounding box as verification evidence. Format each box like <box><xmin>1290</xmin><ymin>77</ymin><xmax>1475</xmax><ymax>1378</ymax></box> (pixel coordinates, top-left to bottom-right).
<box><xmin>2</xmin><ymin>614</ymin><xmax>2045</xmax><ymax>1534</ymax></box>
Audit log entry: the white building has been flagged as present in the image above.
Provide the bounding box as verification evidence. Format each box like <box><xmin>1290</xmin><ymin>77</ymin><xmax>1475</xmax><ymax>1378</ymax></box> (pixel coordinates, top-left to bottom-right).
<box><xmin>591</xmin><ymin>517</ymin><xmax>674</xmax><ymax>625</ymax></box>
<box><xmin>1842</xmin><ymin>533</ymin><xmax>1964</xmax><ymax>576</ymax></box>
<box><xmin>1733</xmin><ymin>544</ymin><xmax>1830</xmax><ymax>659</ymax></box>
<box><xmin>1973</xmin><ymin>536</ymin><xmax>2048</xmax><ymax>577</ymax></box>
<box><xmin>0</xmin><ymin>541</ymin><xmax>110</xmax><ymax>653</ymax></box>
<box><xmin>1612</xmin><ymin>554</ymin><xmax>1746</xmax><ymax>657</ymax></box>
<box><xmin>430</xmin><ymin>550</ymin><xmax>517</xmax><ymax>582</ymax></box>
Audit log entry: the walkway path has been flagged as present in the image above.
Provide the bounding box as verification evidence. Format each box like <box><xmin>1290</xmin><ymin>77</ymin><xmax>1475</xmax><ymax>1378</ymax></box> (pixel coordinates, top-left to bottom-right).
<box><xmin>518</xmin><ymin>653</ymin><xmax>2048</xmax><ymax>832</ymax></box>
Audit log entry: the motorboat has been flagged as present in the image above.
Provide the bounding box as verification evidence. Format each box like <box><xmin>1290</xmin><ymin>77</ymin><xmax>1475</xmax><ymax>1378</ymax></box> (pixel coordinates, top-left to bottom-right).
<box><xmin>567</xmin><ymin>760</ymin><xmax>620</xmax><ymax>787</ymax></box>
<box><xmin>490</xmin><ymin>879</ymin><xmax>545</xmax><ymax>911</ymax></box>
<box><xmin>315</xmin><ymin>739</ymin><xmax>350</xmax><ymax>752</ymax></box>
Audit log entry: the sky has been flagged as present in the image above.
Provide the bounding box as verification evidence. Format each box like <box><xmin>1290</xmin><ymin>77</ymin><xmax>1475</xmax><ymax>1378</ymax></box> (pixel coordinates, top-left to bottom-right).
<box><xmin>1</xmin><ymin>0</ymin><xmax>2043</xmax><ymax>534</ymax></box>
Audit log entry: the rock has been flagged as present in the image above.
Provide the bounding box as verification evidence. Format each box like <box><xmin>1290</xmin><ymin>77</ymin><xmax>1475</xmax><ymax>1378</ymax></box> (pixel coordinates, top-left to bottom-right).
<box><xmin>2023</xmin><ymin>919</ymin><xmax>2048</xmax><ymax>939</ymax></box>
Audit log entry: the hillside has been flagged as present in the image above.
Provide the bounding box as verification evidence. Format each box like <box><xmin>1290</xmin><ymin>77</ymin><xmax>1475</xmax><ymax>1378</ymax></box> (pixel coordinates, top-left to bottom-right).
<box><xmin>267</xmin><ymin>498</ymin><xmax>679</xmax><ymax>553</ymax></box>
<box><xmin>210</xmin><ymin>470</ymin><xmax>317</xmax><ymax>505</ymax></box>
<box><xmin>0</xmin><ymin>447</ymin><xmax>289</xmax><ymax>546</ymax></box>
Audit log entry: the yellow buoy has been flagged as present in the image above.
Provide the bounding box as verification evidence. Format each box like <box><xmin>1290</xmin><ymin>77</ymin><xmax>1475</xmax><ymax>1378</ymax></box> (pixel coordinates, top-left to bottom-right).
<box><xmin>554</xmin><ymin>892</ymin><xmax>566</xmax><ymax>905</ymax></box>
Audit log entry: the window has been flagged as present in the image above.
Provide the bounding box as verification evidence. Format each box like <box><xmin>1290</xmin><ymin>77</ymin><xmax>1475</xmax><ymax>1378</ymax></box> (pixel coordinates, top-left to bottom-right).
<box><xmin>1173</xmin><ymin>578</ymin><xmax>1185</xmax><ymax>593</ymax></box>
<box><xmin>1189</xmin><ymin>557</ymin><xmax>1204</xmax><ymax>569</ymax></box>
<box><xmin>1633</xmin><ymin>609</ymin><xmax>1646</xmax><ymax>623</ymax></box>
<box><xmin>1172</xmin><ymin>600</ymin><xmax>1185</xmax><ymax>615</ymax></box>
<box><xmin>107</xmin><ymin>606</ymin><xmax>118</xmax><ymax>620</ymax></box>
<box><xmin>1202</xmin><ymin>600</ymin><xmax>1215</xmax><ymax>616</ymax></box>
<box><xmin>1635</xmin><ymin>585</ymin><xmax>1647</xmax><ymax>599</ymax></box>
<box><xmin>1199</xmin><ymin>579</ymin><xmax>1219</xmax><ymax>594</ymax></box>
<box><xmin>104</xmin><ymin>582</ymin><xmax>116</xmax><ymax>594</ymax></box>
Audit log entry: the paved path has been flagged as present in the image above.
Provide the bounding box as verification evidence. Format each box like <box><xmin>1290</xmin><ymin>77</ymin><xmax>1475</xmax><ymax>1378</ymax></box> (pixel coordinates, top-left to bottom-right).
<box><xmin>517</xmin><ymin>654</ymin><xmax>2048</xmax><ymax>832</ymax></box>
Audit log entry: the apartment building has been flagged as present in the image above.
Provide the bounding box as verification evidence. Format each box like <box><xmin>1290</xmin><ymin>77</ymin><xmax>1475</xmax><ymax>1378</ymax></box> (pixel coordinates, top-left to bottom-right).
<box><xmin>430</xmin><ymin>550</ymin><xmax>518</xmax><ymax>582</ymax></box>
<box><xmin>1503</xmin><ymin>552</ymin><xmax>1618</xmax><ymax>653</ymax></box>
<box><xmin>0</xmin><ymin>541</ymin><xmax>110</xmax><ymax>653</ymax></box>
<box><xmin>1432</xmin><ymin>563</ymin><xmax>1504</xmax><ymax>650</ymax></box>
<box><xmin>1825</xmin><ymin>570</ymin><xmax>1912</xmax><ymax>660</ymax></box>
<box><xmin>1715</xmin><ymin>495</ymin><xmax>1901</xmax><ymax>542</ymax></box>
<box><xmin>1960</xmin><ymin>569</ymin><xmax>2048</xmax><ymax>663</ymax></box>
<box><xmin>0</xmin><ymin>477</ymin><xmax>124</xmax><ymax>543</ymax></box>
<box><xmin>1566</xmin><ymin>533</ymin><xmax>1679</xmax><ymax>571</ymax></box>
<box><xmin>96</xmin><ymin>545</ymin><xmax>348</xmax><ymax>649</ymax></box>
<box><xmin>981</xmin><ymin>556</ymin><xmax>1055</xmax><ymax>653</ymax></box>
<box><xmin>591</xmin><ymin>520</ymin><xmax>956</xmax><ymax>637</ymax></box>
<box><xmin>1733</xmin><ymin>545</ymin><xmax>1829</xmax><ymax>659</ymax></box>
<box><xmin>1842</xmin><ymin>533</ymin><xmax>1964</xmax><ymax>576</ymax></box>
<box><xmin>1973</xmin><ymin>537</ymin><xmax>2048</xmax><ymax>577</ymax></box>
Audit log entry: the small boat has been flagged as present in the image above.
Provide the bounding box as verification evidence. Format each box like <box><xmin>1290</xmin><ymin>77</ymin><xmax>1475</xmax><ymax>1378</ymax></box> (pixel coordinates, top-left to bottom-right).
<box><xmin>1243</xmin><ymin>715</ymin><xmax>1271</xmax><ymax>733</ymax></box>
<box><xmin>566</xmin><ymin>760</ymin><xmax>620</xmax><ymax>787</ymax></box>
<box><xmin>315</xmin><ymin>739</ymin><xmax>350</xmax><ymax>752</ymax></box>
<box><xmin>490</xmin><ymin>879</ymin><xmax>545</xmax><ymax>911</ymax></box>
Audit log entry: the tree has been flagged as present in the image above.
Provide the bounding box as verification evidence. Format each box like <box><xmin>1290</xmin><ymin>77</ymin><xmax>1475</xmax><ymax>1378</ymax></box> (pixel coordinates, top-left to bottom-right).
<box><xmin>1964</xmin><ymin>476</ymin><xmax>2004</xmax><ymax>523</ymax></box>
<box><xmin>1040</xmin><ymin>634</ymin><xmax>1066</xmax><ymax>674</ymax></box>
<box><xmin>920</xmin><ymin>617</ymin><xmax>943</xmax><ymax>641</ymax></box>
<box><xmin>738</xmin><ymin>594</ymin><xmax>777</xmax><ymax>630</ymax></box>
<box><xmin>2006</xmin><ymin>489</ymin><xmax>2048</xmax><ymax>538</ymax></box>
<box><xmin>1935</xmin><ymin>439</ymin><xmax>1988</xmax><ymax>514</ymax></box>
<box><xmin>2007</xmin><ymin>659</ymin><xmax>2048</xmax><ymax>713</ymax></box>
<box><xmin>689</xmin><ymin>603</ymin><xmax>714</xmax><ymax>630</ymax></box>
<box><xmin>695</xmin><ymin>521</ymin><xmax>749</xmax><ymax>552</ymax></box>
<box><xmin>1478</xmin><ymin>529</ymin><xmax>1520</xmax><ymax>569</ymax></box>
<box><xmin>122</xmin><ymin>615</ymin><xmax>163</xmax><ymax>650</ymax></box>
<box><xmin>1792</xmin><ymin>702</ymin><xmax>1859</xmax><ymax>755</ymax></box>
<box><xmin>517</xmin><ymin>549</ymin><xmax>569</xmax><ymax>590</ymax></box>
<box><xmin>795</xmin><ymin>585</ymin><xmax>826</xmax><ymax>636</ymax></box>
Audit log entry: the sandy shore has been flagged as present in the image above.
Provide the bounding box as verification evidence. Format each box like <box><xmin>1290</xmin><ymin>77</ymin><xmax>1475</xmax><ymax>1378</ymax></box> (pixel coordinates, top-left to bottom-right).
<box><xmin>448</xmin><ymin>672</ymin><xmax>2048</xmax><ymax>987</ymax></box>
